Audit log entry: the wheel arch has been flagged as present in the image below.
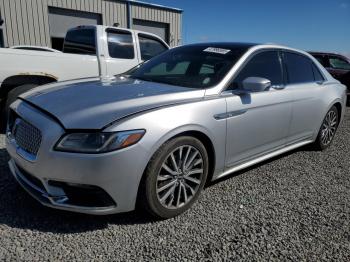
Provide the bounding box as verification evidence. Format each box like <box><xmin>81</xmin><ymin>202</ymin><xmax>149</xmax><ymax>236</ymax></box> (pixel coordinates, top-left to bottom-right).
<box><xmin>153</xmin><ymin>125</ymin><xmax>217</xmax><ymax>183</ymax></box>
<box><xmin>325</xmin><ymin>98</ymin><xmax>344</xmax><ymax>125</ymax></box>
<box><xmin>136</xmin><ymin>126</ymin><xmax>218</xmax><ymax>209</ymax></box>
<box><xmin>171</xmin><ymin>130</ymin><xmax>216</xmax><ymax>184</ymax></box>
<box><xmin>333</xmin><ymin>102</ymin><xmax>342</xmax><ymax>123</ymax></box>
<box><xmin>0</xmin><ymin>74</ymin><xmax>58</xmax><ymax>99</ymax></box>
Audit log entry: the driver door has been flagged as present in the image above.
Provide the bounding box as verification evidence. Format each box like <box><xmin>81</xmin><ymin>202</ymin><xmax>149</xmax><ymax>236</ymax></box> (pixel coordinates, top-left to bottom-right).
<box><xmin>224</xmin><ymin>50</ymin><xmax>293</xmax><ymax>167</ymax></box>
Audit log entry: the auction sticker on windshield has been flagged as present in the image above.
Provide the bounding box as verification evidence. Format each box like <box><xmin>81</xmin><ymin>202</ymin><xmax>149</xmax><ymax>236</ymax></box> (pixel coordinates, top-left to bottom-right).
<box><xmin>203</xmin><ymin>47</ymin><xmax>231</xmax><ymax>55</ymax></box>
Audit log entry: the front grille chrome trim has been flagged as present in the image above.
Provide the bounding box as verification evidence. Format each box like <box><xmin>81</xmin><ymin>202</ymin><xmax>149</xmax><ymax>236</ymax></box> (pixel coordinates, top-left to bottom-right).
<box><xmin>8</xmin><ymin>118</ymin><xmax>42</xmax><ymax>162</ymax></box>
<box><xmin>7</xmin><ymin>135</ymin><xmax>38</xmax><ymax>162</ymax></box>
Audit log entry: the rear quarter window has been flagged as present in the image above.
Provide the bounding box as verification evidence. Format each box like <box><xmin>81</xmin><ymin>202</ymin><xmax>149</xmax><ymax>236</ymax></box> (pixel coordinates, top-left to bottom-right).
<box><xmin>312</xmin><ymin>63</ymin><xmax>325</xmax><ymax>82</ymax></box>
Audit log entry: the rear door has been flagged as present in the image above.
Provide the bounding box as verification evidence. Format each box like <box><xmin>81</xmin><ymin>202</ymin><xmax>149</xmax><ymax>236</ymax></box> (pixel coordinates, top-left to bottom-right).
<box><xmin>225</xmin><ymin>50</ymin><xmax>293</xmax><ymax>167</ymax></box>
<box><xmin>282</xmin><ymin>51</ymin><xmax>326</xmax><ymax>143</ymax></box>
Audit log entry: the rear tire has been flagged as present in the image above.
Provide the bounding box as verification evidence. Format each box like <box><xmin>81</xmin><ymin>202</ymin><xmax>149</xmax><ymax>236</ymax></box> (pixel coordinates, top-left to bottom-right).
<box><xmin>313</xmin><ymin>105</ymin><xmax>339</xmax><ymax>150</ymax></box>
<box><xmin>139</xmin><ymin>136</ymin><xmax>209</xmax><ymax>219</ymax></box>
<box><xmin>5</xmin><ymin>84</ymin><xmax>38</xmax><ymax>110</ymax></box>
<box><xmin>0</xmin><ymin>84</ymin><xmax>38</xmax><ymax>132</ymax></box>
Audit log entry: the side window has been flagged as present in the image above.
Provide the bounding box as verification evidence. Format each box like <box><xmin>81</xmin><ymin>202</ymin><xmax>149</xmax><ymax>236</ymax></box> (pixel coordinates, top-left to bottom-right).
<box><xmin>63</xmin><ymin>29</ymin><xmax>96</xmax><ymax>55</ymax></box>
<box><xmin>107</xmin><ymin>29</ymin><xmax>134</xmax><ymax>59</ymax></box>
<box><xmin>312</xmin><ymin>63</ymin><xmax>325</xmax><ymax>82</ymax></box>
<box><xmin>328</xmin><ymin>56</ymin><xmax>350</xmax><ymax>70</ymax></box>
<box><xmin>312</xmin><ymin>55</ymin><xmax>326</xmax><ymax>67</ymax></box>
<box><xmin>138</xmin><ymin>34</ymin><xmax>168</xmax><ymax>61</ymax></box>
<box><xmin>232</xmin><ymin>51</ymin><xmax>283</xmax><ymax>89</ymax></box>
<box><xmin>284</xmin><ymin>52</ymin><xmax>314</xmax><ymax>84</ymax></box>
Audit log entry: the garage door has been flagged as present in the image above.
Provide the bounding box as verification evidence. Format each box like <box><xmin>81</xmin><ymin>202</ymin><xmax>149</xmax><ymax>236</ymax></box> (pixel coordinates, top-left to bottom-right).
<box><xmin>133</xmin><ymin>19</ymin><xmax>169</xmax><ymax>43</ymax></box>
<box><xmin>48</xmin><ymin>7</ymin><xmax>102</xmax><ymax>38</ymax></box>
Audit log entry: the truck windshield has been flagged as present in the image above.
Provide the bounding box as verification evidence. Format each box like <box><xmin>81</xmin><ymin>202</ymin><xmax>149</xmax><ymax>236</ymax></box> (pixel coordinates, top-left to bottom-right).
<box><xmin>130</xmin><ymin>44</ymin><xmax>250</xmax><ymax>89</ymax></box>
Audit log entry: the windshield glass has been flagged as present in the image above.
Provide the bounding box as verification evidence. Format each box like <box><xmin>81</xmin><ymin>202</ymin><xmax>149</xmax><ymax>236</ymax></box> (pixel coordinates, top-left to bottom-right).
<box><xmin>130</xmin><ymin>45</ymin><xmax>250</xmax><ymax>88</ymax></box>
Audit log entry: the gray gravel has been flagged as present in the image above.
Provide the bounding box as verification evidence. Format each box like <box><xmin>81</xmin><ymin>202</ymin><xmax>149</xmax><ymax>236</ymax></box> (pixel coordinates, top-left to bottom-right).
<box><xmin>0</xmin><ymin>108</ymin><xmax>350</xmax><ymax>261</ymax></box>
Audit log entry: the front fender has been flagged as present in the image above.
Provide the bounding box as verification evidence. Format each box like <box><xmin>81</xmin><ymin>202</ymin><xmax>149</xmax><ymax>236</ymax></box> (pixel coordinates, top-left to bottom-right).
<box><xmin>106</xmin><ymin>98</ymin><xmax>228</xmax><ymax>180</ymax></box>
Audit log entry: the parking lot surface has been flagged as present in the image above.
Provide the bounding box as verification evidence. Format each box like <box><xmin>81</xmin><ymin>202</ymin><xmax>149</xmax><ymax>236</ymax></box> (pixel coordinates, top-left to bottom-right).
<box><xmin>0</xmin><ymin>108</ymin><xmax>349</xmax><ymax>261</ymax></box>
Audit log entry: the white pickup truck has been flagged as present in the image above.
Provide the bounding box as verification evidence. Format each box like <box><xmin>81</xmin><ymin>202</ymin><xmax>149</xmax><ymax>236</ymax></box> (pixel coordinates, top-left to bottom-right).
<box><xmin>0</xmin><ymin>25</ymin><xmax>169</xmax><ymax>130</ymax></box>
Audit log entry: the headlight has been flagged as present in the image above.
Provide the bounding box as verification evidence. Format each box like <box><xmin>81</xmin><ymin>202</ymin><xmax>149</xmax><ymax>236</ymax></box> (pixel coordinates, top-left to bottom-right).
<box><xmin>55</xmin><ymin>130</ymin><xmax>145</xmax><ymax>153</ymax></box>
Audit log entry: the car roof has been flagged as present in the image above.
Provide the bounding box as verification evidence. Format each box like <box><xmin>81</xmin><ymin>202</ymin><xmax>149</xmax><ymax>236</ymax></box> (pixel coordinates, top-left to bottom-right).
<box><xmin>177</xmin><ymin>42</ymin><xmax>319</xmax><ymax>59</ymax></box>
<box><xmin>178</xmin><ymin>42</ymin><xmax>311</xmax><ymax>53</ymax></box>
<box><xmin>309</xmin><ymin>51</ymin><xmax>345</xmax><ymax>57</ymax></box>
<box><xmin>182</xmin><ymin>42</ymin><xmax>259</xmax><ymax>49</ymax></box>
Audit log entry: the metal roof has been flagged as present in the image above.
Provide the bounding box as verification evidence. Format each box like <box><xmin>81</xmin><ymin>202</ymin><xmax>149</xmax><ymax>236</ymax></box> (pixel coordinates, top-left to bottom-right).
<box><xmin>126</xmin><ymin>0</ymin><xmax>183</xmax><ymax>12</ymax></box>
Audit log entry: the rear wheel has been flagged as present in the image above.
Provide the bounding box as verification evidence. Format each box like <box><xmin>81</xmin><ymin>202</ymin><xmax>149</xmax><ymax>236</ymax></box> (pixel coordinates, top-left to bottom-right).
<box><xmin>313</xmin><ymin>105</ymin><xmax>339</xmax><ymax>150</ymax></box>
<box><xmin>5</xmin><ymin>84</ymin><xmax>38</xmax><ymax>110</ymax></box>
<box><xmin>0</xmin><ymin>84</ymin><xmax>38</xmax><ymax>132</ymax></box>
<box><xmin>139</xmin><ymin>136</ymin><xmax>209</xmax><ymax>219</ymax></box>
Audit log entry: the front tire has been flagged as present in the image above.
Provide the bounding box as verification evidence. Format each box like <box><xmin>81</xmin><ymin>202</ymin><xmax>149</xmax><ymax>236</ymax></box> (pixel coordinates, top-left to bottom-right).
<box><xmin>139</xmin><ymin>136</ymin><xmax>209</xmax><ymax>219</ymax></box>
<box><xmin>313</xmin><ymin>105</ymin><xmax>339</xmax><ymax>150</ymax></box>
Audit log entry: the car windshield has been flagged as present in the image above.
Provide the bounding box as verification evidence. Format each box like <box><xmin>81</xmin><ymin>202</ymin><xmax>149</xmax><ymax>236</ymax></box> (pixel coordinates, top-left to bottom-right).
<box><xmin>130</xmin><ymin>45</ymin><xmax>250</xmax><ymax>88</ymax></box>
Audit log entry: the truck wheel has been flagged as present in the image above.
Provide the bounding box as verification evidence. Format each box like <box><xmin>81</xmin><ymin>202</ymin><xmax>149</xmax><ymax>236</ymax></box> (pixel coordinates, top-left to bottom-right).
<box><xmin>5</xmin><ymin>84</ymin><xmax>38</xmax><ymax>109</ymax></box>
<box><xmin>1</xmin><ymin>84</ymin><xmax>38</xmax><ymax>132</ymax></box>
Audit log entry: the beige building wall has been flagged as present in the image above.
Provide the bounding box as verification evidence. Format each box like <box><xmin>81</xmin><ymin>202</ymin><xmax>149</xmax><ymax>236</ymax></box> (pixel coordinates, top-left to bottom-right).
<box><xmin>0</xmin><ymin>0</ymin><xmax>182</xmax><ymax>47</ymax></box>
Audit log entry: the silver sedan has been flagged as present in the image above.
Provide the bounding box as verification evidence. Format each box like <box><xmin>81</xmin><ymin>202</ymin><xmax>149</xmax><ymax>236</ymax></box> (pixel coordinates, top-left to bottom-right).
<box><xmin>6</xmin><ymin>43</ymin><xmax>347</xmax><ymax>218</ymax></box>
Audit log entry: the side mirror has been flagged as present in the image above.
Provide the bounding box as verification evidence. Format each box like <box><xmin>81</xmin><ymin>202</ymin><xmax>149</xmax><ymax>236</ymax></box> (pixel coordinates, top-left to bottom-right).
<box><xmin>242</xmin><ymin>77</ymin><xmax>271</xmax><ymax>92</ymax></box>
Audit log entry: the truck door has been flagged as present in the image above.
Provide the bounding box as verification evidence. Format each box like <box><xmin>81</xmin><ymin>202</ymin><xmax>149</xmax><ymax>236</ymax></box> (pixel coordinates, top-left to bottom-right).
<box><xmin>104</xmin><ymin>28</ymin><xmax>141</xmax><ymax>76</ymax></box>
<box><xmin>136</xmin><ymin>33</ymin><xmax>169</xmax><ymax>62</ymax></box>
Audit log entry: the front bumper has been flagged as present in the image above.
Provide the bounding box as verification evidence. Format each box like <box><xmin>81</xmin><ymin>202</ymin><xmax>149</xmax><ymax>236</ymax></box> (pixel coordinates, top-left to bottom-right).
<box><xmin>8</xmin><ymin>159</ymin><xmax>117</xmax><ymax>214</ymax></box>
<box><xmin>6</xmin><ymin>100</ymin><xmax>151</xmax><ymax>215</ymax></box>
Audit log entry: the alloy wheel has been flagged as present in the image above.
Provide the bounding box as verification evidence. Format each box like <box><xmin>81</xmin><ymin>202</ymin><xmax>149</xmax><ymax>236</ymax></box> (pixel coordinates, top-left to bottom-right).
<box><xmin>156</xmin><ymin>145</ymin><xmax>204</xmax><ymax>209</ymax></box>
<box><xmin>320</xmin><ymin>109</ymin><xmax>338</xmax><ymax>146</ymax></box>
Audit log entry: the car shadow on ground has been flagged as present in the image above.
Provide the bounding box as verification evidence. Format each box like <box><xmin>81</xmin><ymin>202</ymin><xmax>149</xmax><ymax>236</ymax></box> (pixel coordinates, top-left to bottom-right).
<box><xmin>0</xmin><ymin>143</ymin><xmax>318</xmax><ymax>234</ymax></box>
<box><xmin>0</xmin><ymin>148</ymin><xmax>156</xmax><ymax>234</ymax></box>
<box><xmin>207</xmin><ymin>144</ymin><xmax>316</xmax><ymax>187</ymax></box>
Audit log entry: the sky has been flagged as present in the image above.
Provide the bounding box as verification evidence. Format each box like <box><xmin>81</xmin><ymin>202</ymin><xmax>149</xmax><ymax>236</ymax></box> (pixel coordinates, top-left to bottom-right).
<box><xmin>141</xmin><ymin>0</ymin><xmax>350</xmax><ymax>57</ymax></box>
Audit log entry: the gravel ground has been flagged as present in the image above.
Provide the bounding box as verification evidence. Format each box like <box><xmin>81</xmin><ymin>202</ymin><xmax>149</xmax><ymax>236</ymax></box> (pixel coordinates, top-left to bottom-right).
<box><xmin>0</xmin><ymin>108</ymin><xmax>349</xmax><ymax>261</ymax></box>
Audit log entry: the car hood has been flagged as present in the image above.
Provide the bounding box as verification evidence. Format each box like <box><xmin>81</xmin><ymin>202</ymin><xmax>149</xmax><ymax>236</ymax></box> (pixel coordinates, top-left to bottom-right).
<box><xmin>20</xmin><ymin>78</ymin><xmax>205</xmax><ymax>129</ymax></box>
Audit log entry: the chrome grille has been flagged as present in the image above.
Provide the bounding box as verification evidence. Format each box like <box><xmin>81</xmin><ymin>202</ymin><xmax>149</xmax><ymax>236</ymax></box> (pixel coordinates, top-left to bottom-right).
<box><xmin>13</xmin><ymin>119</ymin><xmax>42</xmax><ymax>156</ymax></box>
